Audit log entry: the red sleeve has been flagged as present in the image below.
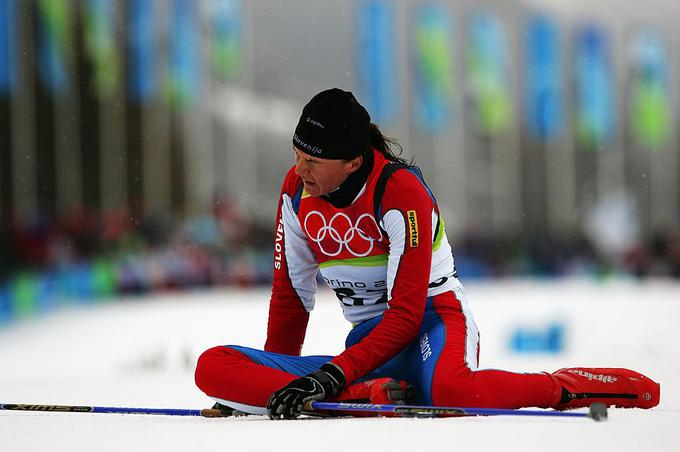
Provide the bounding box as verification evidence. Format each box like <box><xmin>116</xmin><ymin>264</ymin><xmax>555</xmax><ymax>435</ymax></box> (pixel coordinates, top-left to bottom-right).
<box><xmin>264</xmin><ymin>169</ymin><xmax>310</xmax><ymax>356</ymax></box>
<box><xmin>330</xmin><ymin>170</ymin><xmax>433</xmax><ymax>383</ymax></box>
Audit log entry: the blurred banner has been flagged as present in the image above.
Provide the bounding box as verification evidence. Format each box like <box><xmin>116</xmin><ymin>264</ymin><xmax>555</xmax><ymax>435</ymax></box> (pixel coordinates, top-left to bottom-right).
<box><xmin>0</xmin><ymin>259</ymin><xmax>116</xmax><ymax>325</ymax></box>
<box><xmin>0</xmin><ymin>285</ymin><xmax>9</xmax><ymax>325</ymax></box>
<box><xmin>207</xmin><ymin>0</ymin><xmax>242</xmax><ymax>81</ymax></box>
<box><xmin>574</xmin><ymin>24</ymin><xmax>614</xmax><ymax>150</ymax></box>
<box><xmin>357</xmin><ymin>0</ymin><xmax>397</xmax><ymax>125</ymax></box>
<box><xmin>411</xmin><ymin>3</ymin><xmax>456</xmax><ymax>134</ymax></box>
<box><xmin>83</xmin><ymin>0</ymin><xmax>120</xmax><ymax>101</ymax></box>
<box><xmin>524</xmin><ymin>15</ymin><xmax>564</xmax><ymax>142</ymax></box>
<box><xmin>36</xmin><ymin>0</ymin><xmax>71</xmax><ymax>96</ymax></box>
<box><xmin>127</xmin><ymin>0</ymin><xmax>157</xmax><ymax>102</ymax></box>
<box><xmin>628</xmin><ymin>30</ymin><xmax>671</xmax><ymax>149</ymax></box>
<box><xmin>167</xmin><ymin>0</ymin><xmax>200</xmax><ymax>108</ymax></box>
<box><xmin>0</xmin><ymin>0</ymin><xmax>16</xmax><ymax>95</ymax></box>
<box><xmin>464</xmin><ymin>11</ymin><xmax>511</xmax><ymax>137</ymax></box>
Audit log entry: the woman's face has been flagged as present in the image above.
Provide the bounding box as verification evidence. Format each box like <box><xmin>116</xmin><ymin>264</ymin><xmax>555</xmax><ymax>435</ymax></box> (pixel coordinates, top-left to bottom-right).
<box><xmin>293</xmin><ymin>148</ymin><xmax>362</xmax><ymax>197</ymax></box>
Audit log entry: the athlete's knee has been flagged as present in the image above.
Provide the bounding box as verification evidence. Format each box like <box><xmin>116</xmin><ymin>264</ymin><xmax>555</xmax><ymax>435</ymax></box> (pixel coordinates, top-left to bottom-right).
<box><xmin>194</xmin><ymin>346</ymin><xmax>248</xmax><ymax>394</ymax></box>
<box><xmin>431</xmin><ymin>369</ymin><xmax>482</xmax><ymax>407</ymax></box>
<box><xmin>194</xmin><ymin>346</ymin><xmax>221</xmax><ymax>393</ymax></box>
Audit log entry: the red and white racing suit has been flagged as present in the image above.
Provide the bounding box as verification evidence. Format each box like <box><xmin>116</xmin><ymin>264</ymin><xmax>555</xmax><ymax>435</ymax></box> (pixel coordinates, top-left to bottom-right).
<box><xmin>195</xmin><ymin>149</ymin><xmax>559</xmax><ymax>414</ymax></box>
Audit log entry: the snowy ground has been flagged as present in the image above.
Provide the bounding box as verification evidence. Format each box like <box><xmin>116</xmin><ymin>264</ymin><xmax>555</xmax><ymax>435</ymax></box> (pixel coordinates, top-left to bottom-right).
<box><xmin>0</xmin><ymin>279</ymin><xmax>678</xmax><ymax>452</ymax></box>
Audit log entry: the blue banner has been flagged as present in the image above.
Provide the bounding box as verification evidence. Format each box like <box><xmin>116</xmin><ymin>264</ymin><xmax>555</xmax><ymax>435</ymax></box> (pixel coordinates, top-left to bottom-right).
<box><xmin>168</xmin><ymin>0</ymin><xmax>200</xmax><ymax>108</ymax></box>
<box><xmin>36</xmin><ymin>0</ymin><xmax>70</xmax><ymax>96</ymax></box>
<box><xmin>574</xmin><ymin>24</ymin><xmax>614</xmax><ymax>149</ymax></box>
<box><xmin>83</xmin><ymin>0</ymin><xmax>119</xmax><ymax>100</ymax></box>
<box><xmin>629</xmin><ymin>30</ymin><xmax>671</xmax><ymax>149</ymax></box>
<box><xmin>524</xmin><ymin>15</ymin><xmax>564</xmax><ymax>141</ymax></box>
<box><xmin>0</xmin><ymin>0</ymin><xmax>16</xmax><ymax>95</ymax></box>
<box><xmin>0</xmin><ymin>283</ymin><xmax>11</xmax><ymax>325</ymax></box>
<box><xmin>127</xmin><ymin>0</ymin><xmax>156</xmax><ymax>102</ymax></box>
<box><xmin>207</xmin><ymin>0</ymin><xmax>242</xmax><ymax>81</ymax></box>
<box><xmin>357</xmin><ymin>0</ymin><xmax>397</xmax><ymax>125</ymax></box>
<box><xmin>412</xmin><ymin>4</ymin><xmax>455</xmax><ymax>134</ymax></box>
<box><xmin>465</xmin><ymin>11</ymin><xmax>511</xmax><ymax>136</ymax></box>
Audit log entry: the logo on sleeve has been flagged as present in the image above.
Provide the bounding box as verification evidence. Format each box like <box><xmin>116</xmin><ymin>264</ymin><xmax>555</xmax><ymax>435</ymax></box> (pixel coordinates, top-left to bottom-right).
<box><xmin>274</xmin><ymin>216</ymin><xmax>284</xmax><ymax>270</ymax></box>
<box><xmin>407</xmin><ymin>210</ymin><xmax>419</xmax><ymax>247</ymax></box>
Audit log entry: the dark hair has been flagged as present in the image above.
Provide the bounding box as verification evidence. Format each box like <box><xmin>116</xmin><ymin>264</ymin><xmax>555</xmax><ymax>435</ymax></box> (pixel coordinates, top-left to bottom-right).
<box><xmin>368</xmin><ymin>123</ymin><xmax>414</xmax><ymax>166</ymax></box>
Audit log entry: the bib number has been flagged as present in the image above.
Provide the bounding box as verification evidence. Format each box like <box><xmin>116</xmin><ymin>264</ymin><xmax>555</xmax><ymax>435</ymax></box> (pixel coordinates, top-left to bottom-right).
<box><xmin>332</xmin><ymin>288</ymin><xmax>388</xmax><ymax>306</ymax></box>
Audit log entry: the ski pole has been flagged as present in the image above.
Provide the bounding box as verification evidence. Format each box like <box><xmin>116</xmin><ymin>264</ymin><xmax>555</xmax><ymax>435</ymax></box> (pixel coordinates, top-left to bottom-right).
<box><xmin>306</xmin><ymin>401</ymin><xmax>608</xmax><ymax>421</ymax></box>
<box><xmin>2</xmin><ymin>401</ymin><xmax>608</xmax><ymax>421</ymax></box>
<box><xmin>0</xmin><ymin>403</ymin><xmax>227</xmax><ymax>417</ymax></box>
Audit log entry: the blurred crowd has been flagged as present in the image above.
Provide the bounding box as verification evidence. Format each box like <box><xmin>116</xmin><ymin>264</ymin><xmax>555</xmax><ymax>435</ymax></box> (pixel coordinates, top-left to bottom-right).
<box><xmin>2</xmin><ymin>200</ymin><xmax>680</xmax><ymax>316</ymax></box>
<box><xmin>455</xmin><ymin>230</ymin><xmax>680</xmax><ymax>280</ymax></box>
<box><xmin>0</xmin><ymin>199</ymin><xmax>273</xmax><ymax>311</ymax></box>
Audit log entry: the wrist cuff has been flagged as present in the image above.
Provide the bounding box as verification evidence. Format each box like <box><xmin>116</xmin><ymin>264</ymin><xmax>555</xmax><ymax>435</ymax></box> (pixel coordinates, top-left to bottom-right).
<box><xmin>321</xmin><ymin>362</ymin><xmax>346</xmax><ymax>388</ymax></box>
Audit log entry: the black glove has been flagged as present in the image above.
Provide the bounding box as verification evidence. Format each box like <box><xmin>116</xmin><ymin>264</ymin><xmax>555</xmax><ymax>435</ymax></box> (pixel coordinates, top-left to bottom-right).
<box><xmin>267</xmin><ymin>362</ymin><xmax>346</xmax><ymax>419</ymax></box>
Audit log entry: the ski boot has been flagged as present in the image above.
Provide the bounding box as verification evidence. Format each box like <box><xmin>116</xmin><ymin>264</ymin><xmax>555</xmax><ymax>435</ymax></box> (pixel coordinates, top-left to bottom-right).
<box><xmin>550</xmin><ymin>367</ymin><xmax>660</xmax><ymax>410</ymax></box>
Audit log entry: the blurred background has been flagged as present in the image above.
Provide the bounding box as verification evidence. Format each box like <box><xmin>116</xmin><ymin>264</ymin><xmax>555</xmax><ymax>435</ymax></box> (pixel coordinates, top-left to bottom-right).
<box><xmin>1</xmin><ymin>0</ymin><xmax>680</xmax><ymax>329</ymax></box>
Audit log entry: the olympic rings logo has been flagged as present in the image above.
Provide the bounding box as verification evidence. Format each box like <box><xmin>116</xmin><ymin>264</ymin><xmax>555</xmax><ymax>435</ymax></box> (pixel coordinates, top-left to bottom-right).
<box><xmin>303</xmin><ymin>211</ymin><xmax>383</xmax><ymax>257</ymax></box>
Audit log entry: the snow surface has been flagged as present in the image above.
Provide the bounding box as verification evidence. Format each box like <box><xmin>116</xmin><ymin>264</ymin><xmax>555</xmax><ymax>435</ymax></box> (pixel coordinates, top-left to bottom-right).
<box><xmin>0</xmin><ymin>280</ymin><xmax>678</xmax><ymax>452</ymax></box>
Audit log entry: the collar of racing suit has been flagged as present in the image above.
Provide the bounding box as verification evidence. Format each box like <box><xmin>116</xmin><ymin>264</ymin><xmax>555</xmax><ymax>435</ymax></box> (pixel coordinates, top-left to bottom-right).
<box><xmin>322</xmin><ymin>148</ymin><xmax>375</xmax><ymax>208</ymax></box>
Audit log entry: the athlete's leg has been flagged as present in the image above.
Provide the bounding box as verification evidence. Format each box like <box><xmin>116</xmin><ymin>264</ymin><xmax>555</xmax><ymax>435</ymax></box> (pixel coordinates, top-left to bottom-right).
<box><xmin>427</xmin><ymin>290</ymin><xmax>660</xmax><ymax>409</ymax></box>
<box><xmin>344</xmin><ymin>291</ymin><xmax>555</xmax><ymax>407</ymax></box>
<box><xmin>195</xmin><ymin>345</ymin><xmax>331</xmax><ymax>414</ymax></box>
<box><xmin>427</xmin><ymin>290</ymin><xmax>557</xmax><ymax>408</ymax></box>
<box><xmin>195</xmin><ymin>345</ymin><xmax>413</xmax><ymax>415</ymax></box>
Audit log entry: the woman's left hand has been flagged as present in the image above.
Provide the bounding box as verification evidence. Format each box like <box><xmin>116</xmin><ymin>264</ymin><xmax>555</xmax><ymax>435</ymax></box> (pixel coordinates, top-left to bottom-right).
<box><xmin>266</xmin><ymin>363</ymin><xmax>345</xmax><ymax>419</ymax></box>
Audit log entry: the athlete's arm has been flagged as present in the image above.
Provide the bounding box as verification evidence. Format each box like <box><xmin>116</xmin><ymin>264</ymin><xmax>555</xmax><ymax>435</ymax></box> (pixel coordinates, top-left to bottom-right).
<box><xmin>330</xmin><ymin>170</ymin><xmax>433</xmax><ymax>383</ymax></box>
<box><xmin>265</xmin><ymin>170</ymin><xmax>319</xmax><ymax>356</ymax></box>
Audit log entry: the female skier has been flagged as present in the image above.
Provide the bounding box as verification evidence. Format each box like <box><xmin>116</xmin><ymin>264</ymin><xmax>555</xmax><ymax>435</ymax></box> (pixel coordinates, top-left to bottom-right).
<box><xmin>195</xmin><ymin>88</ymin><xmax>660</xmax><ymax>419</ymax></box>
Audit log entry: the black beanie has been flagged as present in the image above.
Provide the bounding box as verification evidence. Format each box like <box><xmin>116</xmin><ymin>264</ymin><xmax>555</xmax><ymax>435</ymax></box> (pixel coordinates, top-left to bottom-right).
<box><xmin>293</xmin><ymin>88</ymin><xmax>371</xmax><ymax>160</ymax></box>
